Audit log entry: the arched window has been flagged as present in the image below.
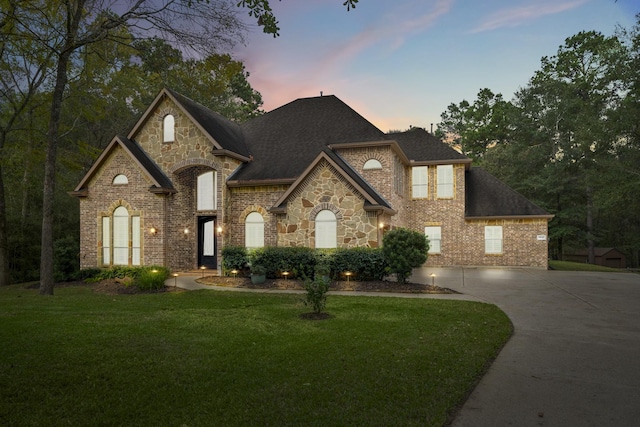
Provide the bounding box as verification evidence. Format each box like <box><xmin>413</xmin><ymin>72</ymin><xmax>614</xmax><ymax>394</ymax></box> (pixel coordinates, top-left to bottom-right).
<box><xmin>245</xmin><ymin>212</ymin><xmax>265</xmax><ymax>248</ymax></box>
<box><xmin>113</xmin><ymin>174</ymin><xmax>128</xmax><ymax>185</ymax></box>
<box><xmin>163</xmin><ymin>114</ymin><xmax>175</xmax><ymax>143</ymax></box>
<box><xmin>363</xmin><ymin>159</ymin><xmax>382</xmax><ymax>170</ymax></box>
<box><xmin>197</xmin><ymin>171</ymin><xmax>216</xmax><ymax>211</ymax></box>
<box><xmin>101</xmin><ymin>206</ymin><xmax>141</xmax><ymax>266</ymax></box>
<box><xmin>315</xmin><ymin>210</ymin><xmax>337</xmax><ymax>249</ymax></box>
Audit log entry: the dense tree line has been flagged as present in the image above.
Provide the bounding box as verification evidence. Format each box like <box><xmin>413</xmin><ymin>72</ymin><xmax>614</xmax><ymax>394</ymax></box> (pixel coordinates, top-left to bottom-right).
<box><xmin>438</xmin><ymin>16</ymin><xmax>640</xmax><ymax>267</ymax></box>
<box><xmin>1</xmin><ymin>0</ymin><xmax>358</xmax><ymax>291</ymax></box>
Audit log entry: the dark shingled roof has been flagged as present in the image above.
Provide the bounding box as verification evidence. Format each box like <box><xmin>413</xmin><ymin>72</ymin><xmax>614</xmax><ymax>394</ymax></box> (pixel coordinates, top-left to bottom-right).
<box><xmin>232</xmin><ymin>95</ymin><xmax>387</xmax><ymax>182</ymax></box>
<box><xmin>166</xmin><ymin>88</ymin><xmax>250</xmax><ymax>158</ymax></box>
<box><xmin>119</xmin><ymin>136</ymin><xmax>175</xmax><ymax>192</ymax></box>
<box><xmin>388</xmin><ymin>128</ymin><xmax>469</xmax><ymax>162</ymax></box>
<box><xmin>465</xmin><ymin>167</ymin><xmax>549</xmax><ymax>217</ymax></box>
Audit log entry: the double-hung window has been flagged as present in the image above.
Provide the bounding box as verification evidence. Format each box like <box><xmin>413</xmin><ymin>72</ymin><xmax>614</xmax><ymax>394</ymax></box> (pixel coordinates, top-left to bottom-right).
<box><xmin>412</xmin><ymin>166</ymin><xmax>428</xmax><ymax>198</ymax></box>
<box><xmin>425</xmin><ymin>226</ymin><xmax>442</xmax><ymax>254</ymax></box>
<box><xmin>485</xmin><ymin>226</ymin><xmax>503</xmax><ymax>254</ymax></box>
<box><xmin>437</xmin><ymin>165</ymin><xmax>454</xmax><ymax>198</ymax></box>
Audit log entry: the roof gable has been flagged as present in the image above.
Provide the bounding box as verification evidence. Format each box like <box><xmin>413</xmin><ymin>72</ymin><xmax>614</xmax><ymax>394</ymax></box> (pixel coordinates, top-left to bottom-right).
<box><xmin>71</xmin><ymin>136</ymin><xmax>175</xmax><ymax>196</ymax></box>
<box><xmin>128</xmin><ymin>88</ymin><xmax>250</xmax><ymax>160</ymax></box>
<box><xmin>465</xmin><ymin>167</ymin><xmax>551</xmax><ymax>218</ymax></box>
<box><xmin>271</xmin><ymin>149</ymin><xmax>394</xmax><ymax>214</ymax></box>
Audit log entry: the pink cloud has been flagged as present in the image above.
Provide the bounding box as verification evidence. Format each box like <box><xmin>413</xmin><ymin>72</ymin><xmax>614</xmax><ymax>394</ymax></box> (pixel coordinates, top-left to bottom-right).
<box><xmin>471</xmin><ymin>0</ymin><xmax>588</xmax><ymax>33</ymax></box>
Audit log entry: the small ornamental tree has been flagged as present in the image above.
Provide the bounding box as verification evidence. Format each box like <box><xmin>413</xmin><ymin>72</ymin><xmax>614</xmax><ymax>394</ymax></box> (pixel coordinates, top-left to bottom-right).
<box><xmin>382</xmin><ymin>228</ymin><xmax>429</xmax><ymax>284</ymax></box>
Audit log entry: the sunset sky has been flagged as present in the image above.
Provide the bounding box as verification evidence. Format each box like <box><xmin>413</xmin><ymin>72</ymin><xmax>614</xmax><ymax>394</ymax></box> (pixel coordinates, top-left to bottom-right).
<box><xmin>233</xmin><ymin>0</ymin><xmax>637</xmax><ymax>132</ymax></box>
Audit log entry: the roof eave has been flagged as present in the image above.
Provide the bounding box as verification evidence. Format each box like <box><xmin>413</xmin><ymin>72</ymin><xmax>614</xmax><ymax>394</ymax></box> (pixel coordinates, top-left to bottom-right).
<box><xmin>227</xmin><ymin>178</ymin><xmax>296</xmax><ymax>188</ymax></box>
<box><xmin>465</xmin><ymin>214</ymin><xmax>555</xmax><ymax>221</ymax></box>
<box><xmin>411</xmin><ymin>158</ymin><xmax>473</xmax><ymax>169</ymax></box>
<box><xmin>212</xmin><ymin>149</ymin><xmax>251</xmax><ymax>162</ymax></box>
<box><xmin>364</xmin><ymin>205</ymin><xmax>397</xmax><ymax>215</ymax></box>
<box><xmin>149</xmin><ymin>186</ymin><xmax>177</xmax><ymax>195</ymax></box>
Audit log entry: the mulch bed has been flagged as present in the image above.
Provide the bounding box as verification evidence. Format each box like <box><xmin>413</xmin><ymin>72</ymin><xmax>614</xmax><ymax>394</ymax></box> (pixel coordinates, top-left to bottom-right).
<box><xmin>40</xmin><ymin>276</ymin><xmax>455</xmax><ymax>296</ymax></box>
<box><xmin>197</xmin><ymin>276</ymin><xmax>456</xmax><ymax>294</ymax></box>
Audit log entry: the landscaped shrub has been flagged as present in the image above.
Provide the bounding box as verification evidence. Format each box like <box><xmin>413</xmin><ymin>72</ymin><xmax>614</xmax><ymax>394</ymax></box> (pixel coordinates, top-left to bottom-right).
<box><xmin>382</xmin><ymin>228</ymin><xmax>429</xmax><ymax>283</ymax></box>
<box><xmin>250</xmin><ymin>247</ymin><xmax>316</xmax><ymax>279</ymax></box>
<box><xmin>221</xmin><ymin>246</ymin><xmax>248</xmax><ymax>275</ymax></box>
<box><xmin>303</xmin><ymin>274</ymin><xmax>330</xmax><ymax>314</ymax></box>
<box><xmin>136</xmin><ymin>266</ymin><xmax>170</xmax><ymax>291</ymax></box>
<box><xmin>83</xmin><ymin>266</ymin><xmax>169</xmax><ymax>291</ymax></box>
<box><xmin>328</xmin><ymin>247</ymin><xmax>388</xmax><ymax>281</ymax></box>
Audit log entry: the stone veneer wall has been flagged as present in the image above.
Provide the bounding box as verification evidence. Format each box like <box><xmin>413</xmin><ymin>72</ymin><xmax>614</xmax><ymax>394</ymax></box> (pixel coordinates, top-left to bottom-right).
<box><xmin>277</xmin><ymin>160</ymin><xmax>378</xmax><ymax>248</ymax></box>
<box><xmin>78</xmin><ymin>147</ymin><xmax>166</xmax><ymax>269</ymax></box>
<box><xmin>131</xmin><ymin>95</ymin><xmax>243</xmax><ymax>271</ymax></box>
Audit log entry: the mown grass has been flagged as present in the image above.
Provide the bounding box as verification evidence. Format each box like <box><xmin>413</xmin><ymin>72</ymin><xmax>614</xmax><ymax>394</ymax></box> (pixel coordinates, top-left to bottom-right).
<box><xmin>549</xmin><ymin>260</ymin><xmax>627</xmax><ymax>272</ymax></box>
<box><xmin>0</xmin><ymin>285</ymin><xmax>511</xmax><ymax>426</ymax></box>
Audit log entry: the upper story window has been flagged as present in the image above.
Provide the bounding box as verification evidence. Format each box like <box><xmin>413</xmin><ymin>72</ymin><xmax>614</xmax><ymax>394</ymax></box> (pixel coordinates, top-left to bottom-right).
<box><xmin>393</xmin><ymin>156</ymin><xmax>404</xmax><ymax>195</ymax></box>
<box><xmin>163</xmin><ymin>114</ymin><xmax>175</xmax><ymax>143</ymax></box>
<box><xmin>197</xmin><ymin>171</ymin><xmax>217</xmax><ymax>211</ymax></box>
<box><xmin>112</xmin><ymin>174</ymin><xmax>128</xmax><ymax>185</ymax></box>
<box><xmin>363</xmin><ymin>159</ymin><xmax>382</xmax><ymax>170</ymax></box>
<box><xmin>411</xmin><ymin>166</ymin><xmax>428</xmax><ymax>198</ymax></box>
<box><xmin>245</xmin><ymin>212</ymin><xmax>265</xmax><ymax>249</ymax></box>
<box><xmin>437</xmin><ymin>165</ymin><xmax>454</xmax><ymax>198</ymax></box>
<box><xmin>315</xmin><ymin>210</ymin><xmax>337</xmax><ymax>249</ymax></box>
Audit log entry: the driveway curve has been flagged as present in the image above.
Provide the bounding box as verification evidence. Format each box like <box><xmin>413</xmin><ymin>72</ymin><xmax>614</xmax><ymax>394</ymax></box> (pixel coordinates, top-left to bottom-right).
<box><xmin>410</xmin><ymin>267</ymin><xmax>640</xmax><ymax>427</ymax></box>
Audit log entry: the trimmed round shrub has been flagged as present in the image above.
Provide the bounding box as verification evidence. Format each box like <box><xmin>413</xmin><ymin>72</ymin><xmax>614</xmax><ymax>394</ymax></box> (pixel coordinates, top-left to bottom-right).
<box><xmin>382</xmin><ymin>228</ymin><xmax>429</xmax><ymax>283</ymax></box>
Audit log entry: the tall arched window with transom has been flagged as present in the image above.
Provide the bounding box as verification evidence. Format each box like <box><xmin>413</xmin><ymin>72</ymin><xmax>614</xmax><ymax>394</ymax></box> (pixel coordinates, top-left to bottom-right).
<box><xmin>101</xmin><ymin>206</ymin><xmax>140</xmax><ymax>266</ymax></box>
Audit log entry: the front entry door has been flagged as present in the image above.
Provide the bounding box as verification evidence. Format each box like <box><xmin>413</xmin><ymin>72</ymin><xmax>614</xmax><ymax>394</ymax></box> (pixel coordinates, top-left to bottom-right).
<box><xmin>198</xmin><ymin>217</ymin><xmax>217</xmax><ymax>269</ymax></box>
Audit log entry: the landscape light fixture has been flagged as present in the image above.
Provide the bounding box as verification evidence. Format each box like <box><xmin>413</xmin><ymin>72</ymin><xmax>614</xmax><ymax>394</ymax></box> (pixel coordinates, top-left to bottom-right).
<box><xmin>430</xmin><ymin>273</ymin><xmax>436</xmax><ymax>287</ymax></box>
<box><xmin>282</xmin><ymin>271</ymin><xmax>290</xmax><ymax>280</ymax></box>
<box><xmin>200</xmin><ymin>266</ymin><xmax>206</xmax><ymax>277</ymax></box>
<box><xmin>344</xmin><ymin>271</ymin><xmax>353</xmax><ymax>282</ymax></box>
<box><xmin>172</xmin><ymin>273</ymin><xmax>179</xmax><ymax>287</ymax></box>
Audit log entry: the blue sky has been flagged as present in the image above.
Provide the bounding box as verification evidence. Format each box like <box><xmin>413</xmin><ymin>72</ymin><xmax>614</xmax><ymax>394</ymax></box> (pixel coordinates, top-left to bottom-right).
<box><xmin>234</xmin><ymin>0</ymin><xmax>637</xmax><ymax>132</ymax></box>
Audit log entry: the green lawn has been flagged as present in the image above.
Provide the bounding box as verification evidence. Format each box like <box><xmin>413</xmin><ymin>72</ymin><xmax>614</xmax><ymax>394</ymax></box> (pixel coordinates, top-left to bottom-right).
<box><xmin>0</xmin><ymin>285</ymin><xmax>511</xmax><ymax>427</ymax></box>
<box><xmin>549</xmin><ymin>260</ymin><xmax>627</xmax><ymax>272</ymax></box>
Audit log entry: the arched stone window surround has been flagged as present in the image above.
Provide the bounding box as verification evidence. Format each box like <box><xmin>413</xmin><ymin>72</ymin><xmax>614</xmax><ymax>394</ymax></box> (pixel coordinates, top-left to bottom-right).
<box><xmin>309</xmin><ymin>203</ymin><xmax>343</xmax><ymax>221</ymax></box>
<box><xmin>363</xmin><ymin>159</ymin><xmax>383</xmax><ymax>170</ymax></box>
<box><xmin>170</xmin><ymin>158</ymin><xmax>221</xmax><ymax>174</ymax></box>
<box><xmin>239</xmin><ymin>205</ymin><xmax>269</xmax><ymax>223</ymax></box>
<box><xmin>358</xmin><ymin>153</ymin><xmax>386</xmax><ymax>170</ymax></box>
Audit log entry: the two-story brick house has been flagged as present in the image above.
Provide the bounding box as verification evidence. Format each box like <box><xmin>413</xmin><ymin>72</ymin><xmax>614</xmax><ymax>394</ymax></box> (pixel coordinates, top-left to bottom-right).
<box><xmin>71</xmin><ymin>88</ymin><xmax>552</xmax><ymax>272</ymax></box>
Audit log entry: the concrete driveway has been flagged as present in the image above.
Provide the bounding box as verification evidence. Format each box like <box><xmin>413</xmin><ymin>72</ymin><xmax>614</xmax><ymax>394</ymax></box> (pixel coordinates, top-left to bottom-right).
<box><xmin>410</xmin><ymin>267</ymin><xmax>640</xmax><ymax>426</ymax></box>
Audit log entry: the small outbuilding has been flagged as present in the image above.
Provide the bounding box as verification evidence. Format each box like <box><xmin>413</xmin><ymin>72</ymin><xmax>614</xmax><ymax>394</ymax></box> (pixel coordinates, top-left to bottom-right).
<box><xmin>565</xmin><ymin>247</ymin><xmax>627</xmax><ymax>268</ymax></box>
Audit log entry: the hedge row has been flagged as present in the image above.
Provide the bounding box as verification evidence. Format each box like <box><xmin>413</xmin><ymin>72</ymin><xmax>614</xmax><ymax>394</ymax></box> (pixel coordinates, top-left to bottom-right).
<box><xmin>221</xmin><ymin>246</ymin><xmax>388</xmax><ymax>281</ymax></box>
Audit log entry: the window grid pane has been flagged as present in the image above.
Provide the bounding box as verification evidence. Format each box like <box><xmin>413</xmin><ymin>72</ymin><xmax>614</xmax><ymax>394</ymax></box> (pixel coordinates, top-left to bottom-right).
<box><xmin>132</xmin><ymin>216</ymin><xmax>140</xmax><ymax>265</ymax></box>
<box><xmin>102</xmin><ymin>217</ymin><xmax>110</xmax><ymax>265</ymax></box>
<box><xmin>315</xmin><ymin>210</ymin><xmax>337</xmax><ymax>249</ymax></box>
<box><xmin>425</xmin><ymin>226</ymin><xmax>441</xmax><ymax>254</ymax></box>
<box><xmin>437</xmin><ymin>165</ymin><xmax>454</xmax><ymax>198</ymax></box>
<box><xmin>197</xmin><ymin>171</ymin><xmax>216</xmax><ymax>211</ymax></box>
<box><xmin>412</xmin><ymin>166</ymin><xmax>428</xmax><ymax>198</ymax></box>
<box><xmin>485</xmin><ymin>226</ymin><xmax>503</xmax><ymax>254</ymax></box>
<box><xmin>245</xmin><ymin>212</ymin><xmax>265</xmax><ymax>248</ymax></box>
<box><xmin>113</xmin><ymin>207</ymin><xmax>129</xmax><ymax>265</ymax></box>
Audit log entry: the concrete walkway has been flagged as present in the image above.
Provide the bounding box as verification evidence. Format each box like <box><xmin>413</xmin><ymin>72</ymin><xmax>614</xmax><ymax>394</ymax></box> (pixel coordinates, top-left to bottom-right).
<box><xmin>168</xmin><ymin>267</ymin><xmax>640</xmax><ymax>426</ymax></box>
